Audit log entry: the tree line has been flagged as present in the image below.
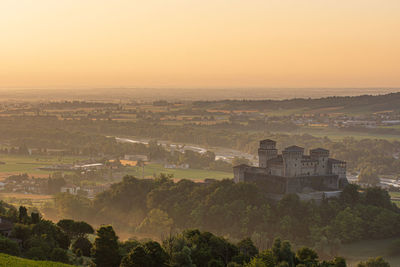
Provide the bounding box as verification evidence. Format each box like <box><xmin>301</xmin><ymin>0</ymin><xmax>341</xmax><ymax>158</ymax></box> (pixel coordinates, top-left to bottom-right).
<box><xmin>46</xmin><ymin>176</ymin><xmax>400</xmax><ymax>258</ymax></box>
<box><xmin>0</xmin><ymin>201</ymin><xmax>393</xmax><ymax>266</ymax></box>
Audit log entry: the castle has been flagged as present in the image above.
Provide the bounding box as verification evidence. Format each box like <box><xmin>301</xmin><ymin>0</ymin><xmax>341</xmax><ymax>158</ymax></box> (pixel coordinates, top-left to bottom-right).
<box><xmin>233</xmin><ymin>139</ymin><xmax>348</xmax><ymax>199</ymax></box>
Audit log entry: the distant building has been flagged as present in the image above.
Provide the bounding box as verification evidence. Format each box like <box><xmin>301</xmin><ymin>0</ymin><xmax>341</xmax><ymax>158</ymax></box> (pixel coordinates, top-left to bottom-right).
<box><xmin>234</xmin><ymin>140</ymin><xmax>348</xmax><ymax>200</ymax></box>
<box><xmin>124</xmin><ymin>155</ymin><xmax>148</xmax><ymax>161</ymax></box>
<box><xmin>60</xmin><ymin>184</ymin><xmax>80</xmax><ymax>195</ymax></box>
<box><xmin>164</xmin><ymin>163</ymin><xmax>189</xmax><ymax>169</ymax></box>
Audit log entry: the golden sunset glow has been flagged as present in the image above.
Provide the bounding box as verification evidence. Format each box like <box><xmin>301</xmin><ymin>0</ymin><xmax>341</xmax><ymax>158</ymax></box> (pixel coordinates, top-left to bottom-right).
<box><xmin>1</xmin><ymin>0</ymin><xmax>400</xmax><ymax>88</ymax></box>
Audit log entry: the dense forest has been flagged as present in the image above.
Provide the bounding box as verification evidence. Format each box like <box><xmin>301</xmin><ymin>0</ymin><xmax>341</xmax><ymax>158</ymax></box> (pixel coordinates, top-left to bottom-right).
<box><xmin>0</xmin><ymin>200</ymin><xmax>394</xmax><ymax>266</ymax></box>
<box><xmin>45</xmin><ymin>176</ymin><xmax>400</xmax><ymax>257</ymax></box>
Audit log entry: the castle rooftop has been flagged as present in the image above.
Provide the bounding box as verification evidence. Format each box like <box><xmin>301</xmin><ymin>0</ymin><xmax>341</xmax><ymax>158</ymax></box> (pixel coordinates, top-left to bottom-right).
<box><xmin>283</xmin><ymin>145</ymin><xmax>304</xmax><ymax>152</ymax></box>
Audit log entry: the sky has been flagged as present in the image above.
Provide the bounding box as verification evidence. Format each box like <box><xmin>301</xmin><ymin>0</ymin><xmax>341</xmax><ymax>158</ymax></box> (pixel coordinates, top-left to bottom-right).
<box><xmin>1</xmin><ymin>0</ymin><xmax>400</xmax><ymax>89</ymax></box>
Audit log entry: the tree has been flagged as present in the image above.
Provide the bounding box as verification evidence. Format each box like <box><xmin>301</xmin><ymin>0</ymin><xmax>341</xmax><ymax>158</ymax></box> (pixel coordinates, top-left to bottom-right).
<box><xmin>144</xmin><ymin>241</ymin><xmax>169</xmax><ymax>267</ymax></box>
<box><xmin>340</xmin><ymin>184</ymin><xmax>360</xmax><ymax>206</ymax></box>
<box><xmin>72</xmin><ymin>236</ymin><xmax>92</xmax><ymax>257</ymax></box>
<box><xmin>357</xmin><ymin>257</ymin><xmax>390</xmax><ymax>267</ymax></box>
<box><xmin>271</xmin><ymin>238</ymin><xmax>295</xmax><ymax>267</ymax></box>
<box><xmin>50</xmin><ymin>248</ymin><xmax>69</xmax><ymax>264</ymax></box>
<box><xmin>296</xmin><ymin>247</ymin><xmax>318</xmax><ymax>266</ymax></box>
<box><xmin>121</xmin><ymin>245</ymin><xmax>148</xmax><ymax>267</ymax></box>
<box><xmin>31</xmin><ymin>212</ymin><xmax>40</xmax><ymax>224</ymax></box>
<box><xmin>18</xmin><ymin>206</ymin><xmax>28</xmax><ymax>224</ymax></box>
<box><xmin>171</xmin><ymin>246</ymin><xmax>195</xmax><ymax>267</ymax></box>
<box><xmin>245</xmin><ymin>258</ymin><xmax>267</xmax><ymax>267</ymax></box>
<box><xmin>136</xmin><ymin>209</ymin><xmax>173</xmax><ymax>238</ymax></box>
<box><xmin>93</xmin><ymin>225</ymin><xmax>121</xmax><ymax>267</ymax></box>
<box><xmin>364</xmin><ymin>187</ymin><xmax>392</xmax><ymax>209</ymax></box>
<box><xmin>59</xmin><ymin>219</ymin><xmax>95</xmax><ymax>238</ymax></box>
<box><xmin>236</xmin><ymin>238</ymin><xmax>258</xmax><ymax>263</ymax></box>
<box><xmin>0</xmin><ymin>237</ymin><xmax>20</xmax><ymax>256</ymax></box>
<box><xmin>258</xmin><ymin>250</ymin><xmax>275</xmax><ymax>267</ymax></box>
<box><xmin>11</xmin><ymin>223</ymin><xmax>32</xmax><ymax>246</ymax></box>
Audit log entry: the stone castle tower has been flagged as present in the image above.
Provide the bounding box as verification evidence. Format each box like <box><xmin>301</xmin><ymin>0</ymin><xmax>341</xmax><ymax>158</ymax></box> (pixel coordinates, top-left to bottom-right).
<box><xmin>258</xmin><ymin>139</ymin><xmax>277</xmax><ymax>168</ymax></box>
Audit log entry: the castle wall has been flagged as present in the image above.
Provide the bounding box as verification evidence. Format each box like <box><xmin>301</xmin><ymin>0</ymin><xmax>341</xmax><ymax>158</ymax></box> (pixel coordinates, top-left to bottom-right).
<box><xmin>258</xmin><ymin>148</ymin><xmax>278</xmax><ymax>168</ymax></box>
<box><xmin>283</xmin><ymin>151</ymin><xmax>303</xmax><ymax>177</ymax></box>
<box><xmin>301</xmin><ymin>161</ymin><xmax>317</xmax><ymax>176</ymax></box>
<box><xmin>243</xmin><ymin>173</ymin><xmax>287</xmax><ymax>194</ymax></box>
<box><xmin>269</xmin><ymin>165</ymin><xmax>283</xmax><ymax>176</ymax></box>
<box><xmin>286</xmin><ymin>174</ymin><xmax>340</xmax><ymax>193</ymax></box>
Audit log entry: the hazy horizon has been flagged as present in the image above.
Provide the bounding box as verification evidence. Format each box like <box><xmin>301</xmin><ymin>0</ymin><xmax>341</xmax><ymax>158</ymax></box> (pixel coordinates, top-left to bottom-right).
<box><xmin>1</xmin><ymin>87</ymin><xmax>400</xmax><ymax>102</ymax></box>
<box><xmin>1</xmin><ymin>0</ymin><xmax>400</xmax><ymax>89</ymax></box>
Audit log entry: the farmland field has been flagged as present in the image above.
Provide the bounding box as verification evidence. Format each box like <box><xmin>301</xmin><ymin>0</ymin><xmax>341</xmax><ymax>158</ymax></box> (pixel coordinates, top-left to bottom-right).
<box><xmin>390</xmin><ymin>192</ymin><xmax>400</xmax><ymax>207</ymax></box>
<box><xmin>0</xmin><ymin>193</ymin><xmax>54</xmax><ymax>209</ymax></box>
<box><xmin>0</xmin><ymin>155</ymin><xmax>83</xmax><ymax>178</ymax></box>
<box><xmin>125</xmin><ymin>163</ymin><xmax>232</xmax><ymax>181</ymax></box>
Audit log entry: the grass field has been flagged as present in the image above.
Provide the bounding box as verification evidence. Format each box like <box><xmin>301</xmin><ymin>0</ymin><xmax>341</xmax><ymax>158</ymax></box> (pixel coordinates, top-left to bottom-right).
<box><xmin>389</xmin><ymin>192</ymin><xmax>400</xmax><ymax>198</ymax></box>
<box><xmin>389</xmin><ymin>192</ymin><xmax>400</xmax><ymax>207</ymax></box>
<box><xmin>0</xmin><ymin>155</ymin><xmax>82</xmax><ymax>178</ymax></box>
<box><xmin>339</xmin><ymin>238</ymin><xmax>400</xmax><ymax>267</ymax></box>
<box><xmin>0</xmin><ymin>253</ymin><xmax>73</xmax><ymax>267</ymax></box>
<box><xmin>0</xmin><ymin>193</ymin><xmax>54</xmax><ymax>209</ymax></box>
<box><xmin>125</xmin><ymin>163</ymin><xmax>232</xmax><ymax>180</ymax></box>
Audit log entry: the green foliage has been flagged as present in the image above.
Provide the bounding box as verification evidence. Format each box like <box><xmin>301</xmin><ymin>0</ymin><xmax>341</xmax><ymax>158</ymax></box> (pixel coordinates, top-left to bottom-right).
<box><xmin>120</xmin><ymin>241</ymin><xmax>168</xmax><ymax>267</ymax></box>
<box><xmin>11</xmin><ymin>223</ymin><xmax>32</xmax><ymax>246</ymax></box>
<box><xmin>72</xmin><ymin>237</ymin><xmax>92</xmax><ymax>257</ymax></box>
<box><xmin>19</xmin><ymin>206</ymin><xmax>29</xmax><ymax>224</ymax></box>
<box><xmin>296</xmin><ymin>247</ymin><xmax>319</xmax><ymax>266</ymax></box>
<box><xmin>357</xmin><ymin>257</ymin><xmax>391</xmax><ymax>267</ymax></box>
<box><xmin>136</xmin><ymin>209</ymin><xmax>173</xmax><ymax>238</ymax></box>
<box><xmin>86</xmin><ymin>177</ymin><xmax>400</xmax><ymax>248</ymax></box>
<box><xmin>236</xmin><ymin>238</ymin><xmax>259</xmax><ymax>263</ymax></box>
<box><xmin>49</xmin><ymin>248</ymin><xmax>69</xmax><ymax>264</ymax></box>
<box><xmin>57</xmin><ymin>219</ymin><xmax>94</xmax><ymax>239</ymax></box>
<box><xmin>0</xmin><ymin>237</ymin><xmax>20</xmax><ymax>256</ymax></box>
<box><xmin>92</xmin><ymin>225</ymin><xmax>121</xmax><ymax>267</ymax></box>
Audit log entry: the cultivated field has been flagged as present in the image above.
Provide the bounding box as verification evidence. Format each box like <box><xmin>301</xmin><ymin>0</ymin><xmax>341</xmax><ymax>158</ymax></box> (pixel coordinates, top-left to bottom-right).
<box><xmin>125</xmin><ymin>163</ymin><xmax>232</xmax><ymax>181</ymax></box>
<box><xmin>0</xmin><ymin>193</ymin><xmax>54</xmax><ymax>209</ymax></box>
<box><xmin>0</xmin><ymin>155</ymin><xmax>82</xmax><ymax>178</ymax></box>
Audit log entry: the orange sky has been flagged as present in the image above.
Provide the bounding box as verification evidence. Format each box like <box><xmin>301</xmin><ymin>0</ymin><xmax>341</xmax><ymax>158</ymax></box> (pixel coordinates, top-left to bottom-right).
<box><xmin>1</xmin><ymin>0</ymin><xmax>399</xmax><ymax>89</ymax></box>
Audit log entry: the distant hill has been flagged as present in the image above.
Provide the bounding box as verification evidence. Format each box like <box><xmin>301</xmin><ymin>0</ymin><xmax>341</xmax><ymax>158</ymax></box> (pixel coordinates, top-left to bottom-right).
<box><xmin>0</xmin><ymin>253</ymin><xmax>73</xmax><ymax>267</ymax></box>
<box><xmin>193</xmin><ymin>92</ymin><xmax>400</xmax><ymax>114</ymax></box>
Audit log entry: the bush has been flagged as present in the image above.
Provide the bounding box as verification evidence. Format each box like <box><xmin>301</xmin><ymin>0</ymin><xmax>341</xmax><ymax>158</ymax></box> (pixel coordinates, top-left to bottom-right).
<box><xmin>72</xmin><ymin>237</ymin><xmax>92</xmax><ymax>257</ymax></box>
<box><xmin>357</xmin><ymin>257</ymin><xmax>390</xmax><ymax>267</ymax></box>
<box><xmin>50</xmin><ymin>248</ymin><xmax>69</xmax><ymax>264</ymax></box>
<box><xmin>0</xmin><ymin>237</ymin><xmax>20</xmax><ymax>256</ymax></box>
<box><xmin>25</xmin><ymin>246</ymin><xmax>47</xmax><ymax>261</ymax></box>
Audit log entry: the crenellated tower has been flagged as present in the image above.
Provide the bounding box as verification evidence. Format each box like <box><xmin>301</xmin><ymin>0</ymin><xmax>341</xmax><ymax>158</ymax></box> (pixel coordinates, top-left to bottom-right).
<box><xmin>258</xmin><ymin>139</ymin><xmax>278</xmax><ymax>168</ymax></box>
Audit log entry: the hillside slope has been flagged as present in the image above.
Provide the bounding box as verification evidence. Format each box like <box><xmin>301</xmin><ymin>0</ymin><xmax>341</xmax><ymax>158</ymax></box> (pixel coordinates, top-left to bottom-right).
<box><xmin>0</xmin><ymin>253</ymin><xmax>73</xmax><ymax>267</ymax></box>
